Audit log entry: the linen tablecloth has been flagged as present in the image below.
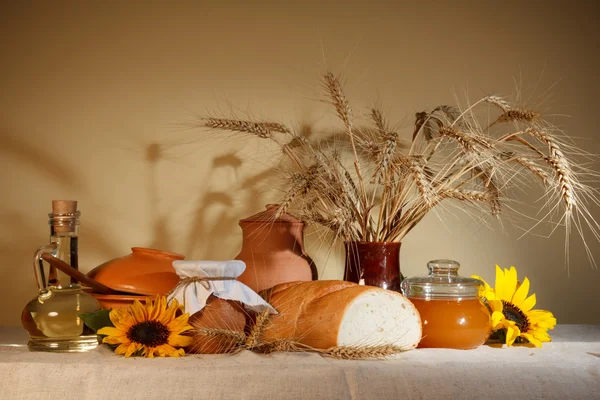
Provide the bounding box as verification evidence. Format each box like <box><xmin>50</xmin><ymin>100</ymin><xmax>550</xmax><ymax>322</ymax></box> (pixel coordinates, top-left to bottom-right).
<box><xmin>1</xmin><ymin>325</ymin><xmax>598</xmax><ymax>400</ymax></box>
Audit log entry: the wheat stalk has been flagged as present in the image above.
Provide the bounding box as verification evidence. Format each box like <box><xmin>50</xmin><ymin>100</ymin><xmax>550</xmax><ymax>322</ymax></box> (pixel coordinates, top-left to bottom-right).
<box><xmin>244</xmin><ymin>311</ymin><xmax>270</xmax><ymax>350</ymax></box>
<box><xmin>324</xmin><ymin>345</ymin><xmax>404</xmax><ymax>359</ymax></box>
<box><xmin>253</xmin><ymin>339</ymin><xmax>405</xmax><ymax>359</ymax></box>
<box><xmin>323</xmin><ymin>71</ymin><xmax>369</xmax><ymax>237</ymax></box>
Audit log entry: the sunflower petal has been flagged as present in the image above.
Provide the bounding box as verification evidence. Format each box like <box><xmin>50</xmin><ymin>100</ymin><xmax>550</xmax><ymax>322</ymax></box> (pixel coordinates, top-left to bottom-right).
<box><xmin>471</xmin><ymin>275</ymin><xmax>496</xmax><ymax>300</ymax></box>
<box><xmin>501</xmin><ymin>266</ymin><xmax>518</xmax><ymax>302</ymax></box>
<box><xmin>155</xmin><ymin>344</ymin><xmax>179</xmax><ymax>357</ymax></box>
<box><xmin>532</xmin><ymin>328</ymin><xmax>552</xmax><ymax>341</ymax></box>
<box><xmin>98</xmin><ymin>326</ymin><xmax>124</xmax><ymax>337</ymax></box>
<box><xmin>130</xmin><ymin>300</ymin><xmax>148</xmax><ymax>322</ymax></box>
<box><xmin>169</xmin><ymin>334</ymin><xmax>193</xmax><ymax>347</ymax></box>
<box><xmin>528</xmin><ymin>310</ymin><xmax>557</xmax><ymax>329</ymax></box>
<box><xmin>125</xmin><ymin>343</ymin><xmax>139</xmax><ymax>357</ymax></box>
<box><xmin>494</xmin><ymin>265</ymin><xmax>506</xmax><ymax>299</ymax></box>
<box><xmin>505</xmin><ymin>325</ymin><xmax>520</xmax><ymax>347</ymax></box>
<box><xmin>109</xmin><ymin>309</ymin><xmax>128</xmax><ymax>330</ymax></box>
<box><xmin>512</xmin><ymin>277</ymin><xmax>530</xmax><ymax>307</ymax></box>
<box><xmin>488</xmin><ymin>299</ymin><xmax>503</xmax><ymax>313</ymax></box>
<box><xmin>159</xmin><ymin>303</ymin><xmax>179</xmax><ymax>325</ymax></box>
<box><xmin>146</xmin><ymin>347</ymin><xmax>155</xmax><ymax>358</ymax></box>
<box><xmin>167</xmin><ymin>316</ymin><xmax>192</xmax><ymax>333</ymax></box>
<box><xmin>520</xmin><ymin>293</ymin><xmax>537</xmax><ymax>313</ymax></box>
<box><xmin>149</xmin><ymin>297</ymin><xmax>164</xmax><ymax>320</ymax></box>
<box><xmin>114</xmin><ymin>343</ymin><xmax>129</xmax><ymax>355</ymax></box>
<box><xmin>102</xmin><ymin>336</ymin><xmax>126</xmax><ymax>345</ymax></box>
<box><xmin>521</xmin><ymin>332</ymin><xmax>542</xmax><ymax>348</ymax></box>
<box><xmin>491</xmin><ymin>311</ymin><xmax>505</xmax><ymax>330</ymax></box>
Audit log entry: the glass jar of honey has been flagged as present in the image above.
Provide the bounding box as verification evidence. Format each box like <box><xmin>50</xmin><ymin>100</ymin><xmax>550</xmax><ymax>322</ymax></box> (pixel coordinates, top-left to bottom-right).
<box><xmin>401</xmin><ymin>259</ymin><xmax>491</xmax><ymax>349</ymax></box>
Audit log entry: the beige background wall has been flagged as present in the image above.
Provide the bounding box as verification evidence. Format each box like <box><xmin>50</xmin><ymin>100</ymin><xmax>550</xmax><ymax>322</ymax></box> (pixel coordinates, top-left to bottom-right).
<box><xmin>1</xmin><ymin>1</ymin><xmax>599</xmax><ymax>326</ymax></box>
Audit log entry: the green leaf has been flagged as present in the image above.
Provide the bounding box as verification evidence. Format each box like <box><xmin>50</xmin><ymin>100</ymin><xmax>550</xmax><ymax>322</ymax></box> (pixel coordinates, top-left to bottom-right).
<box><xmin>79</xmin><ymin>309</ymin><xmax>114</xmax><ymax>333</ymax></box>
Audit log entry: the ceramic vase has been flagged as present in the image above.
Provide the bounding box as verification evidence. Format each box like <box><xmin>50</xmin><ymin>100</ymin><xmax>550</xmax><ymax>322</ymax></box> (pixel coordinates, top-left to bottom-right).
<box><xmin>235</xmin><ymin>204</ymin><xmax>317</xmax><ymax>293</ymax></box>
<box><xmin>343</xmin><ymin>241</ymin><xmax>403</xmax><ymax>292</ymax></box>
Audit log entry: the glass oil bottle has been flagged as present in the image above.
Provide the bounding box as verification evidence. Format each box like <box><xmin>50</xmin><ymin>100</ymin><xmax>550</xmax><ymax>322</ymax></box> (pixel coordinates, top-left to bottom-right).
<box><xmin>21</xmin><ymin>200</ymin><xmax>101</xmax><ymax>352</ymax></box>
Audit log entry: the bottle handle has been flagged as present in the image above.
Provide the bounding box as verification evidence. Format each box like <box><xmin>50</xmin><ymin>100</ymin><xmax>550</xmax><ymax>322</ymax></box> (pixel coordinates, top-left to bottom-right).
<box><xmin>33</xmin><ymin>243</ymin><xmax>58</xmax><ymax>301</ymax></box>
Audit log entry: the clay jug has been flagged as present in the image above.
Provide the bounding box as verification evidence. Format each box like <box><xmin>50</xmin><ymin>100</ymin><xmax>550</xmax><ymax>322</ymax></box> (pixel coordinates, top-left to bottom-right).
<box><xmin>235</xmin><ymin>204</ymin><xmax>317</xmax><ymax>292</ymax></box>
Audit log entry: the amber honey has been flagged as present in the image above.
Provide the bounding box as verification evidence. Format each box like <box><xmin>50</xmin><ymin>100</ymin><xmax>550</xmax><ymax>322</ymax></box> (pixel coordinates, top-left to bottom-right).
<box><xmin>410</xmin><ymin>298</ymin><xmax>491</xmax><ymax>349</ymax></box>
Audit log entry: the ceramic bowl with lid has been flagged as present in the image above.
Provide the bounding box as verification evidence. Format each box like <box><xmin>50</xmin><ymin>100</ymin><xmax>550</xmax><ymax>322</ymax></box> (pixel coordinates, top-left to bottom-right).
<box><xmin>401</xmin><ymin>259</ymin><xmax>491</xmax><ymax>349</ymax></box>
<box><xmin>83</xmin><ymin>289</ymin><xmax>152</xmax><ymax>310</ymax></box>
<box><xmin>87</xmin><ymin>247</ymin><xmax>183</xmax><ymax>296</ymax></box>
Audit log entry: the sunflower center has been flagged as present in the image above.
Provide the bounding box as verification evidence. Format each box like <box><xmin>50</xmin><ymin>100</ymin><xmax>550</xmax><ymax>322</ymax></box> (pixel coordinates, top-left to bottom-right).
<box><xmin>501</xmin><ymin>300</ymin><xmax>530</xmax><ymax>331</ymax></box>
<box><xmin>127</xmin><ymin>320</ymin><xmax>170</xmax><ymax>347</ymax></box>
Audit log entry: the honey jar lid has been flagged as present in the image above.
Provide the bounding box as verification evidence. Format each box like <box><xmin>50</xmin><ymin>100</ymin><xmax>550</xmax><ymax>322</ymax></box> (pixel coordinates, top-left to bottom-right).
<box><xmin>400</xmin><ymin>259</ymin><xmax>483</xmax><ymax>300</ymax></box>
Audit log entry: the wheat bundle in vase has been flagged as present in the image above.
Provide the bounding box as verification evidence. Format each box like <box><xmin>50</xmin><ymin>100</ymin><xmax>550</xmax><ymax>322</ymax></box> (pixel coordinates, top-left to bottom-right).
<box><xmin>197</xmin><ymin>71</ymin><xmax>599</xmax><ymax>270</ymax></box>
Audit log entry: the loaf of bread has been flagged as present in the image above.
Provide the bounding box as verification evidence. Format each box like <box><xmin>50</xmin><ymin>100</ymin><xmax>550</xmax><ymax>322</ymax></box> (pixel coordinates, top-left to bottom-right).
<box><xmin>260</xmin><ymin>280</ymin><xmax>422</xmax><ymax>350</ymax></box>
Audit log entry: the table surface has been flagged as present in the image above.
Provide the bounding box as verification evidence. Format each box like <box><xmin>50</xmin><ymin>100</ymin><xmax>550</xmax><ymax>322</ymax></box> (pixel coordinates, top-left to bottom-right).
<box><xmin>1</xmin><ymin>325</ymin><xmax>599</xmax><ymax>400</ymax></box>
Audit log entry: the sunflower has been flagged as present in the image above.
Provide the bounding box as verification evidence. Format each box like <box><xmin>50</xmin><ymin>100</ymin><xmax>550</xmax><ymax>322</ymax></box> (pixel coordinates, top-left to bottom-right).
<box><xmin>472</xmin><ymin>265</ymin><xmax>556</xmax><ymax>348</ymax></box>
<box><xmin>98</xmin><ymin>296</ymin><xmax>193</xmax><ymax>358</ymax></box>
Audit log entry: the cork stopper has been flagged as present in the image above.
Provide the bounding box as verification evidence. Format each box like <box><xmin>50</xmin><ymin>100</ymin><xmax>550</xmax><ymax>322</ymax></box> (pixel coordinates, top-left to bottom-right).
<box><xmin>52</xmin><ymin>200</ymin><xmax>78</xmax><ymax>214</ymax></box>
<box><xmin>50</xmin><ymin>200</ymin><xmax>79</xmax><ymax>233</ymax></box>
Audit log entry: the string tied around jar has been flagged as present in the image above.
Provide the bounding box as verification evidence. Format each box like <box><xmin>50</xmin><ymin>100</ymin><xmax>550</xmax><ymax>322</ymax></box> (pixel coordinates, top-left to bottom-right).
<box><xmin>169</xmin><ymin>276</ymin><xmax>237</xmax><ymax>295</ymax></box>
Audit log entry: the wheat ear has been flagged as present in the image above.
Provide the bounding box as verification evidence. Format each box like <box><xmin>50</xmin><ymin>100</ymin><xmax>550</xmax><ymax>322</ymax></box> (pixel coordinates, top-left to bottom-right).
<box><xmin>526</xmin><ymin>128</ymin><xmax>575</xmax><ymax>212</ymax></box>
<box><xmin>442</xmin><ymin>189</ymin><xmax>490</xmax><ymax>203</ymax></box>
<box><xmin>485</xmin><ymin>96</ymin><xmax>511</xmax><ymax>112</ymax></box>
<box><xmin>514</xmin><ymin>157</ymin><xmax>551</xmax><ymax>185</ymax></box>
<box><xmin>244</xmin><ymin>311</ymin><xmax>270</xmax><ymax>349</ymax></box>
<box><xmin>495</xmin><ymin>109</ymin><xmax>540</xmax><ymax>124</ymax></box>
<box><xmin>258</xmin><ymin>339</ymin><xmax>312</xmax><ymax>354</ymax></box>
<box><xmin>324</xmin><ymin>72</ymin><xmax>353</xmax><ymax>131</ymax></box>
<box><xmin>202</xmin><ymin>118</ymin><xmax>290</xmax><ymax>138</ymax></box>
<box><xmin>409</xmin><ymin>157</ymin><xmax>436</xmax><ymax>209</ymax></box>
<box><xmin>189</xmin><ymin>328</ymin><xmax>247</xmax><ymax>345</ymax></box>
<box><xmin>473</xmin><ymin>167</ymin><xmax>501</xmax><ymax>216</ymax></box>
<box><xmin>438</xmin><ymin>126</ymin><xmax>492</xmax><ymax>153</ymax></box>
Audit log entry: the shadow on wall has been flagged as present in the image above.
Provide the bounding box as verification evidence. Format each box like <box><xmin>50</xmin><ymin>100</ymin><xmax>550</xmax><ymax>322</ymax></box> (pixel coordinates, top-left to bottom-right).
<box><xmin>0</xmin><ymin>132</ymin><xmax>122</xmax><ymax>325</ymax></box>
<box><xmin>0</xmin><ymin>133</ymin><xmax>82</xmax><ymax>190</ymax></box>
<box><xmin>183</xmin><ymin>154</ymin><xmax>282</xmax><ymax>260</ymax></box>
<box><xmin>0</xmin><ymin>132</ymin><xmax>123</xmax><ymax>260</ymax></box>
<box><xmin>141</xmin><ymin>139</ymin><xmax>280</xmax><ymax>260</ymax></box>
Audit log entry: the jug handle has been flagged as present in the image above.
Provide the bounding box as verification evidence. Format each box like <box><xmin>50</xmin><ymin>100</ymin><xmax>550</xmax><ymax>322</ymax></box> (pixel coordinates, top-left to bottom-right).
<box><xmin>33</xmin><ymin>243</ymin><xmax>58</xmax><ymax>301</ymax></box>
